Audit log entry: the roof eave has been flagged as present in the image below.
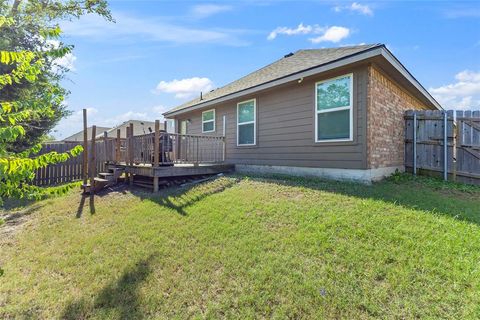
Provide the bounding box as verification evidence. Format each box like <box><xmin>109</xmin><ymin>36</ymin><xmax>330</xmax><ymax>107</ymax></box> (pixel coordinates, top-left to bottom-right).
<box><xmin>163</xmin><ymin>47</ymin><xmax>384</xmax><ymax>117</ymax></box>
<box><xmin>379</xmin><ymin>47</ymin><xmax>442</xmax><ymax>110</ymax></box>
<box><xmin>164</xmin><ymin>45</ymin><xmax>441</xmax><ymax>117</ymax></box>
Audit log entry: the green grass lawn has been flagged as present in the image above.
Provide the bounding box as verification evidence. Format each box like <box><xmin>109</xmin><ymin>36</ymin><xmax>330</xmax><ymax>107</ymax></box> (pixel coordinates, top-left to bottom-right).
<box><xmin>1</xmin><ymin>174</ymin><xmax>480</xmax><ymax>319</ymax></box>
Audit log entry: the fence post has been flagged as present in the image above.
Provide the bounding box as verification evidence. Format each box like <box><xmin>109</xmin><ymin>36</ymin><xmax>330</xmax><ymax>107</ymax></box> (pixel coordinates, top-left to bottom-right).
<box><xmin>451</xmin><ymin>111</ymin><xmax>457</xmax><ymax>182</ymax></box>
<box><xmin>103</xmin><ymin>131</ymin><xmax>108</xmax><ymax>164</ymax></box>
<box><xmin>443</xmin><ymin>111</ymin><xmax>448</xmax><ymax>181</ymax></box>
<box><xmin>82</xmin><ymin>109</ymin><xmax>88</xmax><ymax>186</ymax></box>
<box><xmin>413</xmin><ymin>112</ymin><xmax>417</xmax><ymax>176</ymax></box>
<box><xmin>90</xmin><ymin>125</ymin><xmax>97</xmax><ymax>191</ymax></box>
<box><xmin>129</xmin><ymin>123</ymin><xmax>134</xmax><ymax>185</ymax></box>
<box><xmin>153</xmin><ymin>120</ymin><xmax>160</xmax><ymax>192</ymax></box>
<box><xmin>116</xmin><ymin>129</ymin><xmax>121</xmax><ymax>163</ymax></box>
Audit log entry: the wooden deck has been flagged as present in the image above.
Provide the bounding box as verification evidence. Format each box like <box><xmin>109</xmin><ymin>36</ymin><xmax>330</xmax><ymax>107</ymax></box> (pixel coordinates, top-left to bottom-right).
<box><xmin>109</xmin><ymin>163</ymin><xmax>234</xmax><ymax>178</ymax></box>
<box><xmin>81</xmin><ymin>121</ymin><xmax>231</xmax><ymax>192</ymax></box>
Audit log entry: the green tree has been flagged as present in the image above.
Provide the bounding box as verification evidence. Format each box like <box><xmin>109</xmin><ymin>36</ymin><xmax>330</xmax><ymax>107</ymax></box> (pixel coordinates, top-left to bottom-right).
<box><xmin>1</xmin><ymin>0</ymin><xmax>112</xmax><ymax>151</ymax></box>
<box><xmin>0</xmin><ymin>1</ymin><xmax>112</xmax><ymax>204</ymax></box>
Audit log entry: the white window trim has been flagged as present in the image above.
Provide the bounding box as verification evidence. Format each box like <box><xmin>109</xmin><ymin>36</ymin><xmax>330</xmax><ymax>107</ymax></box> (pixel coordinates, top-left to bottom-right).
<box><xmin>202</xmin><ymin>109</ymin><xmax>215</xmax><ymax>133</ymax></box>
<box><xmin>237</xmin><ymin>98</ymin><xmax>256</xmax><ymax>146</ymax></box>
<box><xmin>314</xmin><ymin>73</ymin><xmax>354</xmax><ymax>143</ymax></box>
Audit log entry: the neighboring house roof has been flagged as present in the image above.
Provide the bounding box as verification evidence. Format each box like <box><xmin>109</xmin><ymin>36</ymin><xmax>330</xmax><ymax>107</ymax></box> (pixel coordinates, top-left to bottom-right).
<box><xmin>95</xmin><ymin>120</ymin><xmax>159</xmax><ymax>139</ymax></box>
<box><xmin>63</xmin><ymin>126</ymin><xmax>111</xmax><ymax>142</ymax></box>
<box><xmin>63</xmin><ymin>120</ymin><xmax>161</xmax><ymax>142</ymax></box>
<box><xmin>164</xmin><ymin>44</ymin><xmax>441</xmax><ymax>117</ymax></box>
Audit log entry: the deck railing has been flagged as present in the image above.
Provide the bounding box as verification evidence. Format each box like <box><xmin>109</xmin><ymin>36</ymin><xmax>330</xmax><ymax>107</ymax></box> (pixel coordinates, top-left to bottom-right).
<box><xmin>123</xmin><ymin>132</ymin><xmax>225</xmax><ymax>166</ymax></box>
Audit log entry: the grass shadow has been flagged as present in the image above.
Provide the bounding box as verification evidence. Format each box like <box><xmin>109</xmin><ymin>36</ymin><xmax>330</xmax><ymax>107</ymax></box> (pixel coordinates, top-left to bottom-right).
<box><xmin>62</xmin><ymin>254</ymin><xmax>155</xmax><ymax>319</ymax></box>
<box><xmin>131</xmin><ymin>176</ymin><xmax>241</xmax><ymax>216</ymax></box>
<box><xmin>76</xmin><ymin>194</ymin><xmax>96</xmax><ymax>218</ymax></box>
<box><xmin>237</xmin><ymin>172</ymin><xmax>480</xmax><ymax>225</ymax></box>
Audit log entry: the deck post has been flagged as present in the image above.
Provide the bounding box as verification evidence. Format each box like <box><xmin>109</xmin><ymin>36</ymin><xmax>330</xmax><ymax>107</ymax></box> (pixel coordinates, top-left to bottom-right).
<box><xmin>103</xmin><ymin>131</ymin><xmax>108</xmax><ymax>163</ymax></box>
<box><xmin>90</xmin><ymin>125</ymin><xmax>97</xmax><ymax>192</ymax></box>
<box><xmin>129</xmin><ymin>123</ymin><xmax>134</xmax><ymax>185</ymax></box>
<box><xmin>153</xmin><ymin>120</ymin><xmax>160</xmax><ymax>192</ymax></box>
<box><xmin>195</xmin><ymin>136</ymin><xmax>199</xmax><ymax>167</ymax></box>
<box><xmin>116</xmin><ymin>129</ymin><xmax>121</xmax><ymax>163</ymax></box>
<box><xmin>125</xmin><ymin>126</ymin><xmax>130</xmax><ymax>182</ymax></box>
<box><xmin>82</xmin><ymin>109</ymin><xmax>88</xmax><ymax>186</ymax></box>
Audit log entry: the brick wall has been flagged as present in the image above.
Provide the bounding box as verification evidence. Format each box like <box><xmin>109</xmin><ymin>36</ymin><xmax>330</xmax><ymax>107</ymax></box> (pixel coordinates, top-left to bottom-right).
<box><xmin>367</xmin><ymin>65</ymin><xmax>430</xmax><ymax>169</ymax></box>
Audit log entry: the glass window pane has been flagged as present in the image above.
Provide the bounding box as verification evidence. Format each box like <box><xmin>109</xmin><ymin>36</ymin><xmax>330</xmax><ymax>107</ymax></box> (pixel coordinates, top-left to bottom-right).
<box><xmin>317</xmin><ymin>76</ymin><xmax>351</xmax><ymax>111</ymax></box>
<box><xmin>317</xmin><ymin>109</ymin><xmax>350</xmax><ymax>140</ymax></box>
<box><xmin>203</xmin><ymin>121</ymin><xmax>214</xmax><ymax>132</ymax></box>
<box><xmin>202</xmin><ymin>110</ymin><xmax>214</xmax><ymax>121</ymax></box>
<box><xmin>238</xmin><ymin>123</ymin><xmax>254</xmax><ymax>145</ymax></box>
<box><xmin>238</xmin><ymin>101</ymin><xmax>255</xmax><ymax>123</ymax></box>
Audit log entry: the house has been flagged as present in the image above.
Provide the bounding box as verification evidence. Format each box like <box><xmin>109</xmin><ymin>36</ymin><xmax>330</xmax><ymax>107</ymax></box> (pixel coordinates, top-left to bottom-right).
<box><xmin>62</xmin><ymin>120</ymin><xmax>159</xmax><ymax>142</ymax></box>
<box><xmin>163</xmin><ymin>44</ymin><xmax>441</xmax><ymax>183</ymax></box>
<box><xmin>63</xmin><ymin>126</ymin><xmax>111</xmax><ymax>142</ymax></box>
<box><xmin>99</xmin><ymin>120</ymin><xmax>158</xmax><ymax>139</ymax></box>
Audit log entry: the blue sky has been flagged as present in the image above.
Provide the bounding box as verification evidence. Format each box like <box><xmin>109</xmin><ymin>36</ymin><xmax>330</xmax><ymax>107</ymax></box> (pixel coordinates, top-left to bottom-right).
<box><xmin>54</xmin><ymin>0</ymin><xmax>480</xmax><ymax>139</ymax></box>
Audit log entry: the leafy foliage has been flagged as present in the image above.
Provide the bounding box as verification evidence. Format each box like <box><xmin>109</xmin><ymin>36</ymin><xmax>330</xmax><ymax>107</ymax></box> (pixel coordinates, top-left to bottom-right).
<box><xmin>0</xmin><ymin>0</ymin><xmax>111</xmax><ymax>204</ymax></box>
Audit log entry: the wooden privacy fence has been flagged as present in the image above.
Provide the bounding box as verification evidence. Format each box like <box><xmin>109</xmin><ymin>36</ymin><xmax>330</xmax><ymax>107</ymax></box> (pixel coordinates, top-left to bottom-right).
<box><xmin>405</xmin><ymin>110</ymin><xmax>480</xmax><ymax>185</ymax></box>
<box><xmin>32</xmin><ymin>138</ymin><xmax>123</xmax><ymax>186</ymax></box>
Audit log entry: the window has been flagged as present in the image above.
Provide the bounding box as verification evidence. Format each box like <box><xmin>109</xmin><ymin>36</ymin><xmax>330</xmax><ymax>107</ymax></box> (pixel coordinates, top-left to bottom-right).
<box><xmin>237</xmin><ymin>99</ymin><xmax>256</xmax><ymax>146</ymax></box>
<box><xmin>315</xmin><ymin>74</ymin><xmax>353</xmax><ymax>142</ymax></box>
<box><xmin>202</xmin><ymin>109</ymin><xmax>215</xmax><ymax>133</ymax></box>
<box><xmin>180</xmin><ymin>120</ymin><xmax>187</xmax><ymax>135</ymax></box>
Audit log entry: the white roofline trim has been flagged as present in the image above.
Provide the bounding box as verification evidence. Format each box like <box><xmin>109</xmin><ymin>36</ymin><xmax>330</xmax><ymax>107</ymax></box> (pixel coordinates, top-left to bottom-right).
<box><xmin>379</xmin><ymin>47</ymin><xmax>442</xmax><ymax>110</ymax></box>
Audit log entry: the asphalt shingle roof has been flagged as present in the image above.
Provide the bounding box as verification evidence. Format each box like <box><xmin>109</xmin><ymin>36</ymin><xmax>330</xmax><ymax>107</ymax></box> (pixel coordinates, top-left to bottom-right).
<box><xmin>166</xmin><ymin>44</ymin><xmax>381</xmax><ymax>115</ymax></box>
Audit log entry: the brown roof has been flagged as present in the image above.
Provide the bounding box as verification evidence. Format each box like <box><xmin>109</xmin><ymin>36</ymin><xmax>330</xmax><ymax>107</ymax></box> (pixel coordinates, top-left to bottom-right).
<box><xmin>164</xmin><ymin>44</ymin><xmax>381</xmax><ymax>115</ymax></box>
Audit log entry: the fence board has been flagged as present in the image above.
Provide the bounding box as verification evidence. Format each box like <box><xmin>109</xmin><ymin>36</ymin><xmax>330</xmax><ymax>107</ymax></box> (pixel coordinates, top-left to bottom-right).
<box><xmin>405</xmin><ymin>109</ymin><xmax>480</xmax><ymax>185</ymax></box>
<box><xmin>31</xmin><ymin>140</ymin><xmax>116</xmax><ymax>186</ymax></box>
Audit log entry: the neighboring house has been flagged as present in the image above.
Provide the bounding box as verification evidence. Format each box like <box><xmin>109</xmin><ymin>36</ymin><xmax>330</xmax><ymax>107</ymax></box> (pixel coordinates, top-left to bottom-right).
<box><xmin>63</xmin><ymin>126</ymin><xmax>111</xmax><ymax>142</ymax></box>
<box><xmin>98</xmin><ymin>120</ymin><xmax>158</xmax><ymax>139</ymax></box>
<box><xmin>62</xmin><ymin>120</ymin><xmax>159</xmax><ymax>142</ymax></box>
<box><xmin>163</xmin><ymin>44</ymin><xmax>441</xmax><ymax>183</ymax></box>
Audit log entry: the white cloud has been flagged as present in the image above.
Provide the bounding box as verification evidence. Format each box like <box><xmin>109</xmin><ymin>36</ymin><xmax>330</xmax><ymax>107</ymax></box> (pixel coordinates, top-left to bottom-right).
<box><xmin>55</xmin><ymin>52</ymin><xmax>77</xmax><ymax>71</ymax></box>
<box><xmin>309</xmin><ymin>26</ymin><xmax>351</xmax><ymax>44</ymax></box>
<box><xmin>45</xmin><ymin>40</ymin><xmax>77</xmax><ymax>72</ymax></box>
<box><xmin>53</xmin><ymin>108</ymin><xmax>155</xmax><ymax>139</ymax></box>
<box><xmin>153</xmin><ymin>77</ymin><xmax>214</xmax><ymax>99</ymax></box>
<box><xmin>334</xmin><ymin>2</ymin><xmax>373</xmax><ymax>16</ymax></box>
<box><xmin>152</xmin><ymin>105</ymin><xmax>169</xmax><ymax>115</ymax></box>
<box><xmin>53</xmin><ymin>107</ymin><xmax>97</xmax><ymax>140</ymax></box>
<box><xmin>429</xmin><ymin>70</ymin><xmax>480</xmax><ymax>110</ymax></box>
<box><xmin>267</xmin><ymin>24</ymin><xmax>351</xmax><ymax>43</ymax></box>
<box><xmin>267</xmin><ymin>23</ymin><xmax>318</xmax><ymax>40</ymax></box>
<box><xmin>61</xmin><ymin>12</ymin><xmax>248</xmax><ymax>46</ymax></box>
<box><xmin>443</xmin><ymin>8</ymin><xmax>480</xmax><ymax>19</ymax></box>
<box><xmin>104</xmin><ymin>111</ymin><xmax>149</xmax><ymax>127</ymax></box>
<box><xmin>190</xmin><ymin>4</ymin><xmax>233</xmax><ymax>18</ymax></box>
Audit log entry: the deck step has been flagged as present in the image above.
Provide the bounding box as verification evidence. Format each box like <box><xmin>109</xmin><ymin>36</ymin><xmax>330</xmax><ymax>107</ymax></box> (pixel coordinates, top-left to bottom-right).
<box><xmin>98</xmin><ymin>172</ymin><xmax>114</xmax><ymax>177</ymax></box>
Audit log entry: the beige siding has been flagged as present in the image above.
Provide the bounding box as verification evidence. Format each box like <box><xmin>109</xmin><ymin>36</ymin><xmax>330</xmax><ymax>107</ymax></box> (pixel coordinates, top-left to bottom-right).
<box><xmin>175</xmin><ymin>66</ymin><xmax>369</xmax><ymax>169</ymax></box>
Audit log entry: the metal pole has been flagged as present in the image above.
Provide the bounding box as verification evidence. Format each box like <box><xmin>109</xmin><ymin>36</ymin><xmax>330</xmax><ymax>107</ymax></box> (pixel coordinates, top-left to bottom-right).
<box><xmin>452</xmin><ymin>112</ymin><xmax>458</xmax><ymax>182</ymax></box>
<box><xmin>443</xmin><ymin>111</ymin><xmax>448</xmax><ymax>181</ymax></box>
<box><xmin>413</xmin><ymin>112</ymin><xmax>417</xmax><ymax>176</ymax></box>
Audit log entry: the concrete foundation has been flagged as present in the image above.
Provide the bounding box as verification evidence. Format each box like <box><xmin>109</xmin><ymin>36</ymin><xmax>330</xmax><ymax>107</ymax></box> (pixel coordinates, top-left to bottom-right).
<box><xmin>235</xmin><ymin>164</ymin><xmax>404</xmax><ymax>184</ymax></box>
